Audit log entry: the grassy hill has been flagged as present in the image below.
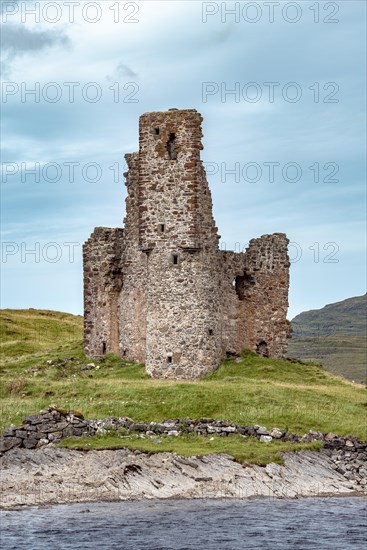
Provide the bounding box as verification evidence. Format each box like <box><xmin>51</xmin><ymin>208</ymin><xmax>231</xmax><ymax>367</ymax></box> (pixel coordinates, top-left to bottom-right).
<box><xmin>0</xmin><ymin>309</ymin><xmax>365</xmax><ymax>464</ymax></box>
<box><xmin>0</xmin><ymin>309</ymin><xmax>83</xmax><ymax>361</ymax></box>
<box><xmin>287</xmin><ymin>295</ymin><xmax>367</xmax><ymax>384</ymax></box>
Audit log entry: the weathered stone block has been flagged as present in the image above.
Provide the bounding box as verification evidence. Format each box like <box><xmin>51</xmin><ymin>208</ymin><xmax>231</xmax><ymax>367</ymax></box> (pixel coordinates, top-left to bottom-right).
<box><xmin>260</xmin><ymin>435</ymin><xmax>273</xmax><ymax>443</ymax></box>
<box><xmin>2</xmin><ymin>427</ymin><xmax>16</xmax><ymax>437</ymax></box>
<box><xmin>0</xmin><ymin>437</ymin><xmax>22</xmax><ymax>452</ymax></box>
<box><xmin>23</xmin><ymin>438</ymin><xmax>38</xmax><ymax>449</ymax></box>
<box><xmin>24</xmin><ymin>415</ymin><xmax>43</xmax><ymax>425</ymax></box>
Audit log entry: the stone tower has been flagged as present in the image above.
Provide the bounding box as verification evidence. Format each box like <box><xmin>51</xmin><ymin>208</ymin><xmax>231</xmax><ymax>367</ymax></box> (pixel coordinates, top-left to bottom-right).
<box><xmin>83</xmin><ymin>109</ymin><xmax>291</xmax><ymax>379</ymax></box>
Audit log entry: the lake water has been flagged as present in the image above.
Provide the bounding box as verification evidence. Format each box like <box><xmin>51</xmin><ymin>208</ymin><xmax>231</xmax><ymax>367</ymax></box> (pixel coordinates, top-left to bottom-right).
<box><xmin>1</xmin><ymin>497</ymin><xmax>366</xmax><ymax>549</ymax></box>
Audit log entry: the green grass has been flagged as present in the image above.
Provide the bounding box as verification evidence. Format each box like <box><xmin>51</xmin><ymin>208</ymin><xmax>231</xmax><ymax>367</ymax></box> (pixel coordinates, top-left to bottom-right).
<box><xmin>59</xmin><ymin>434</ymin><xmax>323</xmax><ymax>465</ymax></box>
<box><xmin>0</xmin><ymin>309</ymin><xmax>83</xmax><ymax>365</ymax></box>
<box><xmin>207</xmin><ymin>350</ymin><xmax>336</xmax><ymax>385</ymax></box>
<box><xmin>1</xmin><ymin>309</ymin><xmax>366</xmax><ymax>464</ymax></box>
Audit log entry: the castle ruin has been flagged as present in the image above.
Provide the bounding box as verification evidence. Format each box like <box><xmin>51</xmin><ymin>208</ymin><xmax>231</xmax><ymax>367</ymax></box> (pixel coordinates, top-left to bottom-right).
<box><xmin>83</xmin><ymin>109</ymin><xmax>291</xmax><ymax>379</ymax></box>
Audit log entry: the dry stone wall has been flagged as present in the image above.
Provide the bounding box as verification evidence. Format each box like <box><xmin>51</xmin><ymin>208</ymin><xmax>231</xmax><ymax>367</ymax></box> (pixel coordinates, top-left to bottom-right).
<box><xmin>83</xmin><ymin>109</ymin><xmax>291</xmax><ymax>378</ymax></box>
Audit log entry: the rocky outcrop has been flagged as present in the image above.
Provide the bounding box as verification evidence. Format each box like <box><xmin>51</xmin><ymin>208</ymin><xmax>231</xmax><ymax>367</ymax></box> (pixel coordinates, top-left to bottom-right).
<box><xmin>0</xmin><ymin>447</ymin><xmax>365</xmax><ymax>510</ymax></box>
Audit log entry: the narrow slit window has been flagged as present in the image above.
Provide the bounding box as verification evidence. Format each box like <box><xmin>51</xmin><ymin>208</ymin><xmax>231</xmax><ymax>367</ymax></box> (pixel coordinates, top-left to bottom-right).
<box><xmin>167</xmin><ymin>355</ymin><xmax>172</xmax><ymax>363</ymax></box>
<box><xmin>172</xmin><ymin>254</ymin><xmax>178</xmax><ymax>265</ymax></box>
<box><xmin>154</xmin><ymin>127</ymin><xmax>160</xmax><ymax>135</ymax></box>
<box><xmin>208</xmin><ymin>329</ymin><xmax>213</xmax><ymax>336</ymax></box>
<box><xmin>102</xmin><ymin>342</ymin><xmax>106</xmax><ymax>354</ymax></box>
<box><xmin>166</xmin><ymin>133</ymin><xmax>177</xmax><ymax>160</ymax></box>
<box><xmin>159</xmin><ymin>224</ymin><xmax>165</xmax><ymax>233</ymax></box>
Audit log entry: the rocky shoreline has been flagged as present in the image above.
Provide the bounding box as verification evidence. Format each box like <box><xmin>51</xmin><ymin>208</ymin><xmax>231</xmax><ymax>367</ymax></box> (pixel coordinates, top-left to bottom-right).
<box><xmin>1</xmin><ymin>407</ymin><xmax>366</xmax><ymax>509</ymax></box>
<box><xmin>1</xmin><ymin>447</ymin><xmax>366</xmax><ymax>510</ymax></box>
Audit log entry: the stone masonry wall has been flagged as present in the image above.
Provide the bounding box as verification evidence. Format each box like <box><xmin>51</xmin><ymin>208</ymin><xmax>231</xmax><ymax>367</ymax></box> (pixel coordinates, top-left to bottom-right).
<box><xmin>83</xmin><ymin>109</ymin><xmax>291</xmax><ymax>378</ymax></box>
<box><xmin>220</xmin><ymin>234</ymin><xmax>291</xmax><ymax>358</ymax></box>
<box><xmin>118</xmin><ymin>152</ymin><xmax>148</xmax><ymax>363</ymax></box>
<box><xmin>83</xmin><ymin>227</ymin><xmax>124</xmax><ymax>358</ymax></box>
<box><xmin>242</xmin><ymin>233</ymin><xmax>291</xmax><ymax>357</ymax></box>
<box><xmin>137</xmin><ymin>110</ymin><xmax>222</xmax><ymax>378</ymax></box>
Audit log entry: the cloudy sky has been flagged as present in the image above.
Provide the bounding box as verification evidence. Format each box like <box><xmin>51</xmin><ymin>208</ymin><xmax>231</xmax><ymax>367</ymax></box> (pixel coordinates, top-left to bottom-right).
<box><xmin>1</xmin><ymin>0</ymin><xmax>366</xmax><ymax>319</ymax></box>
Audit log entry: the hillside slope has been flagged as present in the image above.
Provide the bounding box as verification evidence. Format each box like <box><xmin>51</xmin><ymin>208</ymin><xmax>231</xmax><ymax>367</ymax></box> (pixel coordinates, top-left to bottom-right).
<box><xmin>287</xmin><ymin>295</ymin><xmax>367</xmax><ymax>383</ymax></box>
<box><xmin>0</xmin><ymin>309</ymin><xmax>83</xmax><ymax>365</ymax></box>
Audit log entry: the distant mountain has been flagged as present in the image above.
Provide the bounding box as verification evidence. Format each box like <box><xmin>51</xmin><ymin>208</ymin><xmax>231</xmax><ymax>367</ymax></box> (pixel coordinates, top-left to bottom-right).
<box><xmin>287</xmin><ymin>295</ymin><xmax>367</xmax><ymax>384</ymax></box>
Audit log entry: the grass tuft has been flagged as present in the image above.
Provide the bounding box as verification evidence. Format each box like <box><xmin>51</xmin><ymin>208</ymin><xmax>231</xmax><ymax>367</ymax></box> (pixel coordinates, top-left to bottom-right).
<box><xmin>4</xmin><ymin>378</ymin><xmax>27</xmax><ymax>396</ymax></box>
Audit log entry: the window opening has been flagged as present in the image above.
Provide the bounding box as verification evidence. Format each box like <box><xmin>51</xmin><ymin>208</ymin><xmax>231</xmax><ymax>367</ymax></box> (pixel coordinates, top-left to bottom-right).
<box><xmin>234</xmin><ymin>272</ymin><xmax>255</xmax><ymax>301</ymax></box>
<box><xmin>166</xmin><ymin>133</ymin><xmax>177</xmax><ymax>160</ymax></box>
<box><xmin>256</xmin><ymin>341</ymin><xmax>269</xmax><ymax>358</ymax></box>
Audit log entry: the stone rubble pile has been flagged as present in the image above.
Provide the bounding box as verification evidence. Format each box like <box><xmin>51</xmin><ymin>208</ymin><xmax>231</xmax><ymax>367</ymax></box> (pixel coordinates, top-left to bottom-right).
<box><xmin>0</xmin><ymin>407</ymin><xmax>89</xmax><ymax>453</ymax></box>
<box><xmin>24</xmin><ymin>359</ymin><xmax>102</xmax><ymax>377</ymax></box>
<box><xmin>324</xmin><ymin>439</ymin><xmax>367</xmax><ymax>488</ymax></box>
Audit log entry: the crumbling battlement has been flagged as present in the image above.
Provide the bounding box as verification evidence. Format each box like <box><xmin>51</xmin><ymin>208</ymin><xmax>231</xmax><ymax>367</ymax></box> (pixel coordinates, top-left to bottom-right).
<box><xmin>83</xmin><ymin>109</ymin><xmax>291</xmax><ymax>379</ymax></box>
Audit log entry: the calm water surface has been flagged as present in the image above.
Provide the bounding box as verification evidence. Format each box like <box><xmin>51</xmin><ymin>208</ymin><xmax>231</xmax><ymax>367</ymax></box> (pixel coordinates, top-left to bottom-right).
<box><xmin>1</xmin><ymin>497</ymin><xmax>366</xmax><ymax>549</ymax></box>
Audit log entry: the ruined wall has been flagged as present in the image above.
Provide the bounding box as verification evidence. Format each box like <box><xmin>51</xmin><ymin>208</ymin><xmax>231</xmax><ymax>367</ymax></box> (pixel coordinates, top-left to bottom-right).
<box><xmin>138</xmin><ymin>109</ymin><xmax>209</xmax><ymax>251</ymax></box>
<box><xmin>83</xmin><ymin>227</ymin><xmax>124</xmax><ymax>358</ymax></box>
<box><xmin>220</xmin><ymin>234</ymin><xmax>291</xmax><ymax>359</ymax></box>
<box><xmin>219</xmin><ymin>250</ymin><xmax>246</xmax><ymax>357</ymax></box>
<box><xmin>83</xmin><ymin>108</ymin><xmax>291</xmax><ymax>379</ymax></box>
<box><xmin>242</xmin><ymin>233</ymin><xmax>291</xmax><ymax>358</ymax></box>
<box><xmin>117</xmin><ymin>152</ymin><xmax>147</xmax><ymax>363</ymax></box>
